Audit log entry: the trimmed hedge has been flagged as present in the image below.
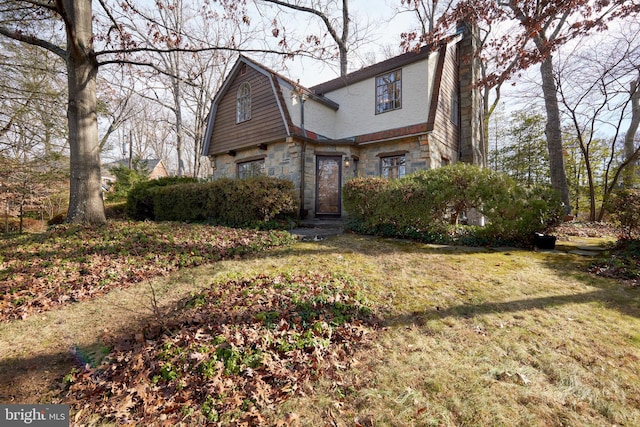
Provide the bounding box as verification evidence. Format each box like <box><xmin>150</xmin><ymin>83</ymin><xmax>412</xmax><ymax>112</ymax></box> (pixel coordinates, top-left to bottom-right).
<box><xmin>126</xmin><ymin>177</ymin><xmax>200</xmax><ymax>220</ymax></box>
<box><xmin>343</xmin><ymin>163</ymin><xmax>563</xmax><ymax>247</ymax></box>
<box><xmin>127</xmin><ymin>176</ymin><xmax>298</xmax><ymax>228</ymax></box>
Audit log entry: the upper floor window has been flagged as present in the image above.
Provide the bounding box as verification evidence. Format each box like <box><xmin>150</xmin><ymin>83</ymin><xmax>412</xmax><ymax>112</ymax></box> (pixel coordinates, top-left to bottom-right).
<box><xmin>381</xmin><ymin>154</ymin><xmax>406</xmax><ymax>179</ymax></box>
<box><xmin>236</xmin><ymin>82</ymin><xmax>251</xmax><ymax>123</ymax></box>
<box><xmin>237</xmin><ymin>158</ymin><xmax>264</xmax><ymax>179</ymax></box>
<box><xmin>375</xmin><ymin>69</ymin><xmax>402</xmax><ymax>114</ymax></box>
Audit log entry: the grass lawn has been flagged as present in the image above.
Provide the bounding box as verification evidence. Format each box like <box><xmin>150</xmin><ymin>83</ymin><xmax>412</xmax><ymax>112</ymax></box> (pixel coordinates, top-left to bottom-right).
<box><xmin>1</xmin><ymin>223</ymin><xmax>639</xmax><ymax>426</ymax></box>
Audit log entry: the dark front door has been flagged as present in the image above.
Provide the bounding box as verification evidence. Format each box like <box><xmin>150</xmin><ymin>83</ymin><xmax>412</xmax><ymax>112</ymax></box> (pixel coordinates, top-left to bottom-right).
<box><xmin>315</xmin><ymin>155</ymin><xmax>342</xmax><ymax>217</ymax></box>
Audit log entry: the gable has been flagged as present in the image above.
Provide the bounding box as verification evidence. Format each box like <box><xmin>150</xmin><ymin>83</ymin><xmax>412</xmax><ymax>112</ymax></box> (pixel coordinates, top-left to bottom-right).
<box><xmin>204</xmin><ymin>61</ymin><xmax>291</xmax><ymax>156</ymax></box>
<box><xmin>202</xmin><ymin>30</ymin><xmax>481</xmax><ymax>162</ymax></box>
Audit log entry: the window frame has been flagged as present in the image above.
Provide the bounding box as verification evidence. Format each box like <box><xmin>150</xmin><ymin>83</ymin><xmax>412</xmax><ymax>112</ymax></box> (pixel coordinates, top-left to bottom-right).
<box><xmin>236</xmin><ymin>82</ymin><xmax>251</xmax><ymax>123</ymax></box>
<box><xmin>380</xmin><ymin>154</ymin><xmax>406</xmax><ymax>179</ymax></box>
<box><xmin>375</xmin><ymin>69</ymin><xmax>402</xmax><ymax>114</ymax></box>
<box><xmin>236</xmin><ymin>157</ymin><xmax>265</xmax><ymax>179</ymax></box>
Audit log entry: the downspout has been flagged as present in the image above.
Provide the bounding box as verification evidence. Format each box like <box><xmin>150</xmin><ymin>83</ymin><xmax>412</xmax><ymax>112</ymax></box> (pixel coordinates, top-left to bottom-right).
<box><xmin>457</xmin><ymin>41</ymin><xmax>463</xmax><ymax>162</ymax></box>
<box><xmin>299</xmin><ymin>95</ymin><xmax>307</xmax><ymax>219</ymax></box>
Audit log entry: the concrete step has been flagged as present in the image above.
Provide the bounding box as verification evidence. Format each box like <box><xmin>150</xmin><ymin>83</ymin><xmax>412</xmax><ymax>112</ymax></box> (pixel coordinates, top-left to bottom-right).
<box><xmin>290</xmin><ymin>218</ymin><xmax>345</xmax><ymax>241</ymax></box>
<box><xmin>298</xmin><ymin>218</ymin><xmax>345</xmax><ymax>229</ymax></box>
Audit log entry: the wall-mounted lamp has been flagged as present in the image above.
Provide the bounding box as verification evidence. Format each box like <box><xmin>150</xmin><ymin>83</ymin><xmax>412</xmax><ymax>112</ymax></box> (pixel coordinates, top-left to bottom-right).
<box><xmin>344</xmin><ymin>157</ymin><xmax>350</xmax><ymax>168</ymax></box>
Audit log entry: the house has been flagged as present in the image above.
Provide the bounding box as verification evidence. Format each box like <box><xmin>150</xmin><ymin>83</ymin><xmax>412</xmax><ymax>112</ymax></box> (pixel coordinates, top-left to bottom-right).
<box><xmin>101</xmin><ymin>158</ymin><xmax>169</xmax><ymax>191</ymax></box>
<box><xmin>202</xmin><ymin>23</ymin><xmax>484</xmax><ymax>218</ymax></box>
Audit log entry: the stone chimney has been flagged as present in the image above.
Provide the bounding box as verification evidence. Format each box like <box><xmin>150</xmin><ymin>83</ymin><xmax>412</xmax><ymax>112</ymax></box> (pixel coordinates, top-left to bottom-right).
<box><xmin>457</xmin><ymin>21</ymin><xmax>486</xmax><ymax>167</ymax></box>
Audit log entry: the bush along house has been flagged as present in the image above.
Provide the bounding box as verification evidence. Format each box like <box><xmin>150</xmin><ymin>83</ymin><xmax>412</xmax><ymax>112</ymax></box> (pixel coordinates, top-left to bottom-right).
<box><xmin>202</xmin><ymin>23</ymin><xmax>485</xmax><ymax>219</ymax></box>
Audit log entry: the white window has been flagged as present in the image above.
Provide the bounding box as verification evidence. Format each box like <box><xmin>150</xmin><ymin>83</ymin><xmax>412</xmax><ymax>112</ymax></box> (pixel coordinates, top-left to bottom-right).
<box><xmin>381</xmin><ymin>155</ymin><xmax>406</xmax><ymax>179</ymax></box>
<box><xmin>236</xmin><ymin>82</ymin><xmax>251</xmax><ymax>123</ymax></box>
<box><xmin>375</xmin><ymin>69</ymin><xmax>402</xmax><ymax>114</ymax></box>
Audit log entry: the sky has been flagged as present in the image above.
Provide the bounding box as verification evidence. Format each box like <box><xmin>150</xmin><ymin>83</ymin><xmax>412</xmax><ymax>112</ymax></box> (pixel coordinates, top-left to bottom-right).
<box><xmin>252</xmin><ymin>0</ymin><xmax>418</xmax><ymax>87</ymax></box>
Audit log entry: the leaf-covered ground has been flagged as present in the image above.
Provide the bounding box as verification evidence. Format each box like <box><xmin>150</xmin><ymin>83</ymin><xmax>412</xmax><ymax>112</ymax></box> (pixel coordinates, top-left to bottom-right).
<box><xmin>0</xmin><ymin>222</ymin><xmax>294</xmax><ymax>322</ymax></box>
<box><xmin>554</xmin><ymin>221</ymin><xmax>639</xmax><ymax>286</ymax></box>
<box><xmin>2</xmin><ymin>221</ymin><xmax>638</xmax><ymax>426</ymax></box>
<box><xmin>590</xmin><ymin>239</ymin><xmax>640</xmax><ymax>287</ymax></box>
<box><xmin>64</xmin><ymin>273</ymin><xmax>378</xmax><ymax>426</ymax></box>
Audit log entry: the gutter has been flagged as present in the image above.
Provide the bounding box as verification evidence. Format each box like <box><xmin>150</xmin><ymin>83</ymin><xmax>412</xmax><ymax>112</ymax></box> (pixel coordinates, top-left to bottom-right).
<box><xmin>357</xmin><ymin>131</ymin><xmax>432</xmax><ymax>146</ymax></box>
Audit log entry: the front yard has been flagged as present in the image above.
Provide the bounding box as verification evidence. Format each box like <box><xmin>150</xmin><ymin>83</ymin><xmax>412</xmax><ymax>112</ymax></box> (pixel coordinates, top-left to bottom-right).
<box><xmin>1</xmin><ymin>222</ymin><xmax>639</xmax><ymax>426</ymax></box>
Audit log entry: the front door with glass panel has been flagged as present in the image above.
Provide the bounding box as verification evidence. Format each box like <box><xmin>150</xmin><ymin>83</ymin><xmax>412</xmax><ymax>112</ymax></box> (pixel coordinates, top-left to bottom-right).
<box><xmin>315</xmin><ymin>156</ymin><xmax>342</xmax><ymax>217</ymax></box>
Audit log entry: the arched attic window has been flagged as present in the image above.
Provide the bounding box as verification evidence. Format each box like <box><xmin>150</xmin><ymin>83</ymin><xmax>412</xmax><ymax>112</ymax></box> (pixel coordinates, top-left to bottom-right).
<box><xmin>236</xmin><ymin>82</ymin><xmax>251</xmax><ymax>123</ymax></box>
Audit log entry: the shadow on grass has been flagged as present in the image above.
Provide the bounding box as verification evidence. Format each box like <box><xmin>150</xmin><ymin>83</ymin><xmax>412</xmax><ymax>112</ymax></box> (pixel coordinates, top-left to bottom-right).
<box><xmin>0</xmin><ymin>351</ymin><xmax>74</xmax><ymax>403</ymax></box>
<box><xmin>0</xmin><ymin>273</ymin><xmax>377</xmax><ymax>407</ymax></box>
<box><xmin>384</xmin><ymin>288</ymin><xmax>640</xmax><ymax>328</ymax></box>
<box><xmin>0</xmin><ymin>223</ymin><xmax>293</xmax><ymax>322</ymax></box>
<box><xmin>307</xmin><ymin>234</ymin><xmax>640</xmax><ymax>322</ymax></box>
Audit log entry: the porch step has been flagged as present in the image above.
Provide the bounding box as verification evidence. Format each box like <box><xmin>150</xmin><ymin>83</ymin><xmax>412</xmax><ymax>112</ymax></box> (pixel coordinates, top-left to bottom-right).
<box><xmin>289</xmin><ymin>218</ymin><xmax>345</xmax><ymax>241</ymax></box>
<box><xmin>298</xmin><ymin>218</ymin><xmax>345</xmax><ymax>229</ymax></box>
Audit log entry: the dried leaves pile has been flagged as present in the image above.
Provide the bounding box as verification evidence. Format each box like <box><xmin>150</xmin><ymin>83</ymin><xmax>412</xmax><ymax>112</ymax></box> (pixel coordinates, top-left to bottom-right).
<box><xmin>589</xmin><ymin>239</ymin><xmax>640</xmax><ymax>287</ymax></box>
<box><xmin>0</xmin><ymin>222</ymin><xmax>294</xmax><ymax>322</ymax></box>
<box><xmin>65</xmin><ymin>273</ymin><xmax>378</xmax><ymax>426</ymax></box>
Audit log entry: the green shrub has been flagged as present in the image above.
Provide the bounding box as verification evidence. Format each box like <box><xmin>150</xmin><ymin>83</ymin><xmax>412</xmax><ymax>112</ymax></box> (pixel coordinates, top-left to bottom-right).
<box><xmin>606</xmin><ymin>189</ymin><xmax>640</xmax><ymax>239</ymax></box>
<box><xmin>343</xmin><ymin>163</ymin><xmax>563</xmax><ymax>247</ymax></box>
<box><xmin>105</xmin><ymin>202</ymin><xmax>127</xmax><ymax>220</ymax></box>
<box><xmin>342</xmin><ymin>177</ymin><xmax>388</xmax><ymax>222</ymax></box>
<box><xmin>154</xmin><ymin>182</ymin><xmax>210</xmax><ymax>222</ymax></box>
<box><xmin>205</xmin><ymin>176</ymin><xmax>298</xmax><ymax>228</ymax></box>
<box><xmin>106</xmin><ymin>159</ymin><xmax>151</xmax><ymax>202</ymax></box>
<box><xmin>149</xmin><ymin>176</ymin><xmax>298</xmax><ymax>228</ymax></box>
<box><xmin>126</xmin><ymin>176</ymin><xmax>199</xmax><ymax>220</ymax></box>
<box><xmin>476</xmin><ymin>186</ymin><xmax>561</xmax><ymax>245</ymax></box>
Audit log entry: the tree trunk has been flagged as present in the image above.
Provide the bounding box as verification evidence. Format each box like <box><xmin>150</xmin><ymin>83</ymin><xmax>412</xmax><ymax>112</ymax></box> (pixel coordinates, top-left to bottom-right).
<box><xmin>622</xmin><ymin>77</ymin><xmax>640</xmax><ymax>187</ymax></box>
<box><xmin>19</xmin><ymin>203</ymin><xmax>23</xmax><ymax>234</ymax></box>
<box><xmin>539</xmin><ymin>54</ymin><xmax>571</xmax><ymax>213</ymax></box>
<box><xmin>174</xmin><ymin>77</ymin><xmax>185</xmax><ymax>177</ymax></box>
<box><xmin>339</xmin><ymin>0</ymin><xmax>349</xmax><ymax>77</ymax></box>
<box><xmin>64</xmin><ymin>0</ymin><xmax>106</xmax><ymax>225</ymax></box>
<box><xmin>580</xmin><ymin>144</ymin><xmax>597</xmax><ymax>221</ymax></box>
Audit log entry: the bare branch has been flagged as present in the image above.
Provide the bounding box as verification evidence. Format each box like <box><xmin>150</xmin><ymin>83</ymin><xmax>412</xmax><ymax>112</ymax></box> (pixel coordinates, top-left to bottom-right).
<box><xmin>96</xmin><ymin>45</ymin><xmax>300</xmax><ymax>59</ymax></box>
<box><xmin>0</xmin><ymin>26</ymin><xmax>66</xmax><ymax>58</ymax></box>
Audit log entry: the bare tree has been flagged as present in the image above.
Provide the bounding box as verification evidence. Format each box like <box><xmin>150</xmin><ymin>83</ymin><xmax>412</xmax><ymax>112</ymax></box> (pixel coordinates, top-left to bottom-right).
<box><xmin>398</xmin><ymin>0</ymin><xmax>456</xmax><ymax>34</ymax></box>
<box><xmin>0</xmin><ymin>40</ymin><xmax>67</xmax><ymax>158</ymax></box>
<box><xmin>142</xmin><ymin>0</ymin><xmax>189</xmax><ymax>176</ymax></box>
<box><xmin>256</xmin><ymin>0</ymin><xmax>351</xmax><ymax>76</ymax></box>
<box><xmin>96</xmin><ymin>71</ymin><xmax>138</xmax><ymax>154</ymax></box>
<box><xmin>0</xmin><ymin>0</ymin><xmax>296</xmax><ymax>224</ymax></box>
<box><xmin>623</xmin><ymin>76</ymin><xmax>640</xmax><ymax>188</ymax></box>
<box><xmin>406</xmin><ymin>0</ymin><xmax>640</xmax><ymax>214</ymax></box>
<box><xmin>556</xmin><ymin>23</ymin><xmax>640</xmax><ymax>220</ymax></box>
<box><xmin>399</xmin><ymin>1</ymin><xmax>524</xmax><ymax>166</ymax></box>
<box><xmin>0</xmin><ymin>156</ymin><xmax>60</xmax><ymax>232</ymax></box>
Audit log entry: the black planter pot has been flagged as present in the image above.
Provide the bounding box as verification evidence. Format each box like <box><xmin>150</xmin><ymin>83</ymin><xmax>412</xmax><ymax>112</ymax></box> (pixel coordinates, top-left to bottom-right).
<box><xmin>534</xmin><ymin>233</ymin><xmax>557</xmax><ymax>250</ymax></box>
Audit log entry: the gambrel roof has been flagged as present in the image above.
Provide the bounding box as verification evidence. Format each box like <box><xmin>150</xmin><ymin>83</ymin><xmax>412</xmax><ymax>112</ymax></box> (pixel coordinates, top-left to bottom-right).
<box><xmin>202</xmin><ymin>31</ymin><xmax>468</xmax><ymax>157</ymax></box>
<box><xmin>202</xmin><ymin>56</ymin><xmax>339</xmax><ymax>156</ymax></box>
